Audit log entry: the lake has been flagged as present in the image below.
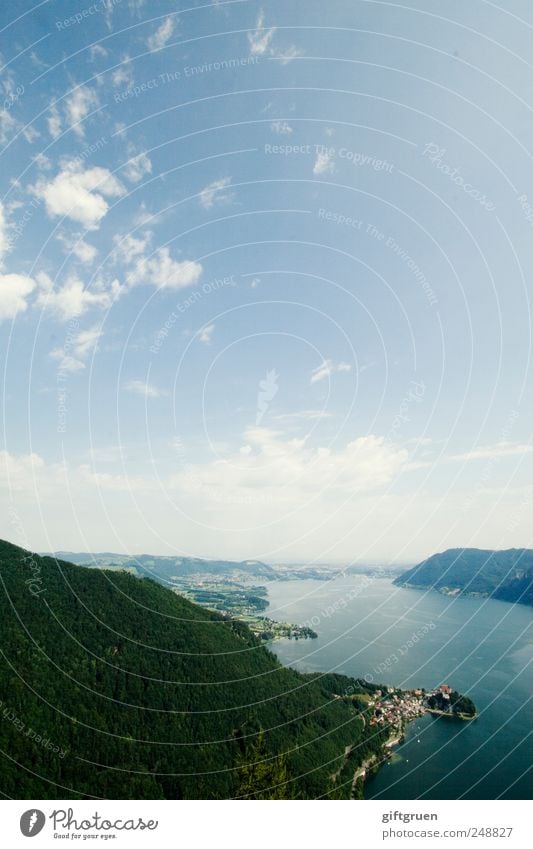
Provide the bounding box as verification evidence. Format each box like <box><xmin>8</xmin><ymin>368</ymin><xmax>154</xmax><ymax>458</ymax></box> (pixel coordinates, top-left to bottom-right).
<box><xmin>265</xmin><ymin>576</ymin><xmax>533</xmax><ymax>799</ymax></box>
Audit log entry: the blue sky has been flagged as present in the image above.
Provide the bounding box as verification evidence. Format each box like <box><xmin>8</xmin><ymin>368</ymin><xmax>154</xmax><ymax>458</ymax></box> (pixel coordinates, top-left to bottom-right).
<box><xmin>1</xmin><ymin>0</ymin><xmax>533</xmax><ymax>562</ymax></box>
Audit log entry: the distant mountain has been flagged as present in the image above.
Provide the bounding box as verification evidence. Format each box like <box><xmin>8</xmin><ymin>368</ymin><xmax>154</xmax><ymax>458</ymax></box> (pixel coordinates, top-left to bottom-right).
<box><xmin>52</xmin><ymin>551</ymin><xmax>278</xmax><ymax>586</ymax></box>
<box><xmin>0</xmin><ymin>539</ymin><xmax>387</xmax><ymax>799</ymax></box>
<box><xmin>394</xmin><ymin>548</ymin><xmax>533</xmax><ymax>606</ymax></box>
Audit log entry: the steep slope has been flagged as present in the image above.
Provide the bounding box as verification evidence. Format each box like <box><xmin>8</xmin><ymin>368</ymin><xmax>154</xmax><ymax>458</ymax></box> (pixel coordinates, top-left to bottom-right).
<box><xmin>394</xmin><ymin>548</ymin><xmax>533</xmax><ymax>606</ymax></box>
<box><xmin>0</xmin><ymin>540</ymin><xmax>385</xmax><ymax>799</ymax></box>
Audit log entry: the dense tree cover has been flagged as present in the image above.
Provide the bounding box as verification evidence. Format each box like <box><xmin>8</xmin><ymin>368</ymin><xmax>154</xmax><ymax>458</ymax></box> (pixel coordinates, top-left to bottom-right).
<box><xmin>427</xmin><ymin>691</ymin><xmax>476</xmax><ymax>718</ymax></box>
<box><xmin>395</xmin><ymin>548</ymin><xmax>533</xmax><ymax>607</ymax></box>
<box><xmin>0</xmin><ymin>540</ymin><xmax>386</xmax><ymax>799</ymax></box>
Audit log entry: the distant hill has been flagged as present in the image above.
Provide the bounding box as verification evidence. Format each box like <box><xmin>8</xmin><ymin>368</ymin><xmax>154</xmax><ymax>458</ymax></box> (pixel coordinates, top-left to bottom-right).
<box><xmin>394</xmin><ymin>548</ymin><xmax>533</xmax><ymax>606</ymax></box>
<box><xmin>0</xmin><ymin>539</ymin><xmax>386</xmax><ymax>799</ymax></box>
<box><xmin>52</xmin><ymin>551</ymin><xmax>278</xmax><ymax>586</ymax></box>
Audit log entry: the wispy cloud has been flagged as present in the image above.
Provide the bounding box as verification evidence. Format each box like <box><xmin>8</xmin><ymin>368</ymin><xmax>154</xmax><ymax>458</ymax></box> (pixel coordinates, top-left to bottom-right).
<box><xmin>448</xmin><ymin>442</ymin><xmax>533</xmax><ymax>462</ymax></box>
<box><xmin>313</xmin><ymin>150</ymin><xmax>335</xmax><ymax>176</ymax></box>
<box><xmin>64</xmin><ymin>85</ymin><xmax>99</xmax><ymax>137</ymax></box>
<box><xmin>56</xmin><ymin>232</ymin><xmax>98</xmax><ymax>264</ymax></box>
<box><xmin>147</xmin><ymin>17</ymin><xmax>175</xmax><ymax>51</ymax></box>
<box><xmin>124</xmin><ymin>379</ymin><xmax>167</xmax><ymax>398</ymax></box>
<box><xmin>50</xmin><ymin>324</ymin><xmax>103</xmax><ymax>372</ymax></box>
<box><xmin>248</xmin><ymin>10</ymin><xmax>276</xmax><ymax>56</ymax></box>
<box><xmin>198</xmin><ymin>323</ymin><xmax>215</xmax><ymax>344</ymax></box>
<box><xmin>310</xmin><ymin>359</ymin><xmax>351</xmax><ymax>384</ymax></box>
<box><xmin>271</xmin><ymin>120</ymin><xmax>293</xmax><ymax>135</ymax></box>
<box><xmin>274</xmin><ymin>410</ymin><xmax>332</xmax><ymax>422</ymax></box>
<box><xmin>47</xmin><ymin>102</ymin><xmax>61</xmax><ymax>139</ymax></box>
<box><xmin>122</xmin><ymin>150</ymin><xmax>152</xmax><ymax>183</ymax></box>
<box><xmin>272</xmin><ymin>45</ymin><xmax>304</xmax><ymax>65</ymax></box>
<box><xmin>199</xmin><ymin>177</ymin><xmax>233</xmax><ymax>209</ymax></box>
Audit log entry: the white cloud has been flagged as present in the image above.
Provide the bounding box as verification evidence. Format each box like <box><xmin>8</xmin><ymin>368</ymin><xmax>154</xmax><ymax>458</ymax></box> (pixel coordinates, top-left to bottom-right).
<box><xmin>57</xmin><ymin>232</ymin><xmax>98</xmax><ymax>264</ymax></box>
<box><xmin>124</xmin><ymin>379</ymin><xmax>166</xmax><ymax>398</ymax></box>
<box><xmin>122</xmin><ymin>150</ymin><xmax>152</xmax><ymax>183</ymax></box>
<box><xmin>125</xmin><ymin>246</ymin><xmax>202</xmax><ymax>290</ymax></box>
<box><xmin>313</xmin><ymin>150</ymin><xmax>335</xmax><ymax>176</ymax></box>
<box><xmin>199</xmin><ymin>176</ymin><xmax>233</xmax><ymax>210</ymax></box>
<box><xmin>111</xmin><ymin>56</ymin><xmax>134</xmax><ymax>87</ymax></box>
<box><xmin>171</xmin><ymin>429</ymin><xmax>407</xmax><ymax>506</ymax></box>
<box><xmin>64</xmin><ymin>86</ymin><xmax>99</xmax><ymax>137</ymax></box>
<box><xmin>198</xmin><ymin>323</ymin><xmax>215</xmax><ymax>344</ymax></box>
<box><xmin>0</xmin><ymin>107</ymin><xmax>16</xmax><ymax>144</ymax></box>
<box><xmin>147</xmin><ymin>16</ymin><xmax>175</xmax><ymax>51</ymax></box>
<box><xmin>0</xmin><ymin>273</ymin><xmax>35</xmax><ymax>320</ymax></box>
<box><xmin>271</xmin><ymin>120</ymin><xmax>293</xmax><ymax>134</ymax></box>
<box><xmin>36</xmin><ymin>274</ymin><xmax>120</xmax><ymax>321</ymax></box>
<box><xmin>310</xmin><ymin>359</ymin><xmax>351</xmax><ymax>384</ymax></box>
<box><xmin>0</xmin><ymin>450</ymin><xmax>48</xmax><ymax>492</ymax></box>
<box><xmin>33</xmin><ymin>162</ymin><xmax>126</xmax><ymax>229</ymax></box>
<box><xmin>47</xmin><ymin>102</ymin><xmax>62</xmax><ymax>139</ymax></box>
<box><xmin>89</xmin><ymin>44</ymin><xmax>108</xmax><ymax>61</ymax></box>
<box><xmin>248</xmin><ymin>10</ymin><xmax>276</xmax><ymax>56</ymax></box>
<box><xmin>50</xmin><ymin>324</ymin><xmax>103</xmax><ymax>372</ymax></box>
<box><xmin>113</xmin><ymin>231</ymin><xmax>152</xmax><ymax>263</ymax></box>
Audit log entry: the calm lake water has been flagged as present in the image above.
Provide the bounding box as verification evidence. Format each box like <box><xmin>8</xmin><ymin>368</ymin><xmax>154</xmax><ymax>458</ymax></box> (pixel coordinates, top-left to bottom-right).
<box><xmin>266</xmin><ymin>576</ymin><xmax>533</xmax><ymax>799</ymax></box>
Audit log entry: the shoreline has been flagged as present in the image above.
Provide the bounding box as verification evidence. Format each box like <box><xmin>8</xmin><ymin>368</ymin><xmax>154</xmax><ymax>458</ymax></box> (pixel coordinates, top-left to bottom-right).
<box><xmin>350</xmin><ymin>693</ymin><xmax>477</xmax><ymax>797</ymax></box>
<box><xmin>351</xmin><ymin>727</ymin><xmax>405</xmax><ymax>797</ymax></box>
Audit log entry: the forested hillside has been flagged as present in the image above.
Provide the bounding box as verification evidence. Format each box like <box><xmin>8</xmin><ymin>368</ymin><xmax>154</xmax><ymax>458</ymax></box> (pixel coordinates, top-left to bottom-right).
<box><xmin>394</xmin><ymin>548</ymin><xmax>533</xmax><ymax>606</ymax></box>
<box><xmin>0</xmin><ymin>540</ymin><xmax>385</xmax><ymax>799</ymax></box>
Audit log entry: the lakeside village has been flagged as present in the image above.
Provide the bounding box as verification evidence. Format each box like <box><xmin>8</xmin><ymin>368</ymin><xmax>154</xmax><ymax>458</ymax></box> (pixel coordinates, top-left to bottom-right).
<box><xmin>367</xmin><ymin>684</ymin><xmax>477</xmax><ymax>736</ymax></box>
<box><xmin>347</xmin><ymin>684</ymin><xmax>477</xmax><ymax>795</ymax></box>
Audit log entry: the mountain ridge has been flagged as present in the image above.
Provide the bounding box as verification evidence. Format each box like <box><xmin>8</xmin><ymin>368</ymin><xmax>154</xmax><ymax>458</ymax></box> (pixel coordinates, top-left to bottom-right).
<box><xmin>394</xmin><ymin>547</ymin><xmax>533</xmax><ymax>606</ymax></box>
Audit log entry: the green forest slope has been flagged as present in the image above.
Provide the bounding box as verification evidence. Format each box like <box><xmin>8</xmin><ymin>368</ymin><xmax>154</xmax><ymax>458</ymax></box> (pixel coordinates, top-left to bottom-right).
<box><xmin>0</xmin><ymin>539</ymin><xmax>385</xmax><ymax>799</ymax></box>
